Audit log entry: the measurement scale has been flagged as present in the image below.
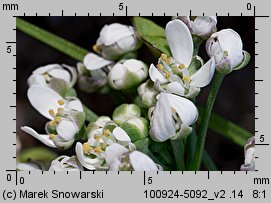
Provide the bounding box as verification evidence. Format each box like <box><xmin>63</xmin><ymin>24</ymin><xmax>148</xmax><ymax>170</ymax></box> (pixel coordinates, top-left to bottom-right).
<box><xmin>0</xmin><ymin>0</ymin><xmax>270</xmax><ymax>202</ymax></box>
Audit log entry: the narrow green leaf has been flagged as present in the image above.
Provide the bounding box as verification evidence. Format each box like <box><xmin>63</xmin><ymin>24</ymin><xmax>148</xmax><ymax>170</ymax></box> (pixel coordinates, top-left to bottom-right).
<box><xmin>19</xmin><ymin>147</ymin><xmax>57</xmax><ymax>163</ymax></box>
<box><xmin>132</xmin><ymin>17</ymin><xmax>171</xmax><ymax>56</ymax></box>
<box><xmin>198</xmin><ymin>107</ymin><xmax>252</xmax><ymax>147</ymax></box>
<box><xmin>16</xmin><ymin>18</ymin><xmax>89</xmax><ymax>61</ymax></box>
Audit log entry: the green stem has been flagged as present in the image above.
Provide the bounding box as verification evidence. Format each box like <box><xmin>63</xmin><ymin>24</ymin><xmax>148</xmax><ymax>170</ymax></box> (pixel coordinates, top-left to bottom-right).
<box><xmin>171</xmin><ymin>138</ymin><xmax>185</xmax><ymax>171</ymax></box>
<box><xmin>186</xmin><ymin>126</ymin><xmax>197</xmax><ymax>168</ymax></box>
<box><xmin>190</xmin><ymin>72</ymin><xmax>225</xmax><ymax>170</ymax></box>
<box><xmin>16</xmin><ymin>18</ymin><xmax>88</xmax><ymax>61</ymax></box>
<box><xmin>83</xmin><ymin>105</ymin><xmax>99</xmax><ymax>123</ymax></box>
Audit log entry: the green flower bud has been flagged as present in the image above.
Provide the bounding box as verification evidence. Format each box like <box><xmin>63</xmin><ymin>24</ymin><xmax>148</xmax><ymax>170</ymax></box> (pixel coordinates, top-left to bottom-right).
<box><xmin>108</xmin><ymin>59</ymin><xmax>148</xmax><ymax>90</ymax></box>
<box><xmin>121</xmin><ymin>117</ymin><xmax>149</xmax><ymax>142</ymax></box>
<box><xmin>112</xmin><ymin>104</ymin><xmax>141</xmax><ymax>125</ymax></box>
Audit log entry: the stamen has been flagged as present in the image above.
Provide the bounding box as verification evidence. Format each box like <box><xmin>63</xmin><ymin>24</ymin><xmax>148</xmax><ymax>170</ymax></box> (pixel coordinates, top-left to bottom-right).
<box><xmin>94</xmin><ymin>134</ymin><xmax>100</xmax><ymax>141</ymax></box>
<box><xmin>165</xmin><ymin>57</ymin><xmax>172</xmax><ymax>65</ymax></box>
<box><xmin>57</xmin><ymin>100</ymin><xmax>65</xmax><ymax>106</ymax></box>
<box><xmin>179</xmin><ymin>64</ymin><xmax>185</xmax><ymax>69</ymax></box>
<box><xmin>55</xmin><ymin>117</ymin><xmax>61</xmax><ymax>123</ymax></box>
<box><xmin>57</xmin><ymin>107</ymin><xmax>64</xmax><ymax>113</ymax></box>
<box><xmin>83</xmin><ymin>142</ymin><xmax>93</xmax><ymax>154</ymax></box>
<box><xmin>156</xmin><ymin>64</ymin><xmax>163</xmax><ymax>70</ymax></box>
<box><xmin>171</xmin><ymin>107</ymin><xmax>177</xmax><ymax>113</ymax></box>
<box><xmin>93</xmin><ymin>44</ymin><xmax>100</xmax><ymax>53</ymax></box>
<box><xmin>161</xmin><ymin>54</ymin><xmax>167</xmax><ymax>61</ymax></box>
<box><xmin>224</xmin><ymin>50</ymin><xmax>228</xmax><ymax>56</ymax></box>
<box><xmin>94</xmin><ymin>147</ymin><xmax>103</xmax><ymax>153</ymax></box>
<box><xmin>43</xmin><ymin>73</ymin><xmax>50</xmax><ymax>81</ymax></box>
<box><xmin>49</xmin><ymin>120</ymin><xmax>55</xmax><ymax>126</ymax></box>
<box><xmin>183</xmin><ymin>75</ymin><xmax>191</xmax><ymax>83</ymax></box>
<box><xmin>49</xmin><ymin>109</ymin><xmax>55</xmax><ymax>117</ymax></box>
<box><xmin>165</xmin><ymin>71</ymin><xmax>170</xmax><ymax>79</ymax></box>
<box><xmin>102</xmin><ymin>129</ymin><xmax>110</xmax><ymax>136</ymax></box>
<box><xmin>49</xmin><ymin>134</ymin><xmax>56</xmax><ymax>140</ymax></box>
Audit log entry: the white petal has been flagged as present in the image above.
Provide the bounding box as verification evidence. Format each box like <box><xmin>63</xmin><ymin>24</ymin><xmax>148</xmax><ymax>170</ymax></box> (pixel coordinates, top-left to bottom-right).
<box><xmin>150</xmin><ymin>93</ymin><xmax>176</xmax><ymax>142</ymax></box>
<box><xmin>166</xmin><ymin>93</ymin><xmax>198</xmax><ymax>126</ymax></box>
<box><xmin>212</xmin><ymin>29</ymin><xmax>243</xmax><ymax>67</ymax></box>
<box><xmin>56</xmin><ymin>120</ymin><xmax>77</xmax><ymax>141</ymax></box>
<box><xmin>104</xmin><ymin>143</ymin><xmax>128</xmax><ymax>165</ymax></box>
<box><xmin>166</xmin><ymin>19</ymin><xmax>193</xmax><ymax>67</ymax></box>
<box><xmin>33</xmin><ymin>64</ymin><xmax>62</xmax><ymax>75</ymax></box>
<box><xmin>48</xmin><ymin>68</ymin><xmax>71</xmax><ymax>83</ymax></box>
<box><xmin>97</xmin><ymin>23</ymin><xmax>134</xmax><ymax>46</ymax></box>
<box><xmin>21</xmin><ymin>126</ymin><xmax>56</xmax><ymax>148</ymax></box>
<box><xmin>166</xmin><ymin>81</ymin><xmax>185</xmax><ymax>96</ymax></box>
<box><xmin>129</xmin><ymin>151</ymin><xmax>158</xmax><ymax>171</ymax></box>
<box><xmin>17</xmin><ymin>163</ymin><xmax>41</xmax><ymax>171</ymax></box>
<box><xmin>62</xmin><ymin>64</ymin><xmax>78</xmax><ymax>87</ymax></box>
<box><xmin>190</xmin><ymin>57</ymin><xmax>215</xmax><ymax>87</ymax></box>
<box><xmin>65</xmin><ymin>99</ymin><xmax>83</xmax><ymax>112</ymax></box>
<box><xmin>27</xmin><ymin>85</ymin><xmax>63</xmax><ymax>120</ymax></box>
<box><xmin>113</xmin><ymin>127</ymin><xmax>131</xmax><ymax>142</ymax></box>
<box><xmin>83</xmin><ymin>53</ymin><xmax>113</xmax><ymax>70</ymax></box>
<box><xmin>149</xmin><ymin>64</ymin><xmax>168</xmax><ymax>84</ymax></box>
<box><xmin>75</xmin><ymin>142</ymin><xmax>103</xmax><ymax>170</ymax></box>
<box><xmin>27</xmin><ymin>74</ymin><xmax>47</xmax><ymax>86</ymax></box>
<box><xmin>109</xmin><ymin>63</ymin><xmax>126</xmax><ymax>81</ymax></box>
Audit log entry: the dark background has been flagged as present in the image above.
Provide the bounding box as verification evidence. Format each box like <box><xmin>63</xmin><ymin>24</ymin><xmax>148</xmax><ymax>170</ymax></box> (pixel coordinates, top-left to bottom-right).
<box><xmin>17</xmin><ymin>17</ymin><xmax>254</xmax><ymax>170</ymax></box>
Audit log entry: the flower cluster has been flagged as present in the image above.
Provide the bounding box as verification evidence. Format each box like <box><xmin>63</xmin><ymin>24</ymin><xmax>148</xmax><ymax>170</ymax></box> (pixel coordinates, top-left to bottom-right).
<box><xmin>18</xmin><ymin>17</ymin><xmax>252</xmax><ymax>171</ymax></box>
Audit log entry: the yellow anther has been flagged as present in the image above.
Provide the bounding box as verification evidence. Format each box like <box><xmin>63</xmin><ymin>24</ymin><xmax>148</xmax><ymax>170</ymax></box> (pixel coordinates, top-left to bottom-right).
<box><xmin>171</xmin><ymin>107</ymin><xmax>177</xmax><ymax>113</ymax></box>
<box><xmin>49</xmin><ymin>120</ymin><xmax>55</xmax><ymax>126</ymax></box>
<box><xmin>179</xmin><ymin>64</ymin><xmax>185</xmax><ymax>69</ymax></box>
<box><xmin>57</xmin><ymin>100</ymin><xmax>65</xmax><ymax>106</ymax></box>
<box><xmin>83</xmin><ymin>142</ymin><xmax>93</xmax><ymax>154</ymax></box>
<box><xmin>55</xmin><ymin>117</ymin><xmax>61</xmax><ymax>123</ymax></box>
<box><xmin>156</xmin><ymin>64</ymin><xmax>163</xmax><ymax>70</ymax></box>
<box><xmin>165</xmin><ymin>71</ymin><xmax>170</xmax><ymax>79</ymax></box>
<box><xmin>57</xmin><ymin>107</ymin><xmax>64</xmax><ymax>113</ymax></box>
<box><xmin>161</xmin><ymin>53</ymin><xmax>167</xmax><ymax>61</ymax></box>
<box><xmin>224</xmin><ymin>50</ymin><xmax>228</xmax><ymax>56</ymax></box>
<box><xmin>94</xmin><ymin>147</ymin><xmax>103</xmax><ymax>153</ymax></box>
<box><xmin>93</xmin><ymin>44</ymin><xmax>100</xmax><ymax>53</ymax></box>
<box><xmin>94</xmin><ymin>134</ymin><xmax>101</xmax><ymax>141</ymax></box>
<box><xmin>49</xmin><ymin>109</ymin><xmax>55</xmax><ymax>117</ymax></box>
<box><xmin>183</xmin><ymin>75</ymin><xmax>191</xmax><ymax>83</ymax></box>
<box><xmin>102</xmin><ymin>129</ymin><xmax>110</xmax><ymax>136</ymax></box>
<box><xmin>165</xmin><ymin>58</ymin><xmax>172</xmax><ymax>65</ymax></box>
<box><xmin>43</xmin><ymin>73</ymin><xmax>50</xmax><ymax>81</ymax></box>
<box><xmin>49</xmin><ymin>134</ymin><xmax>56</xmax><ymax>140</ymax></box>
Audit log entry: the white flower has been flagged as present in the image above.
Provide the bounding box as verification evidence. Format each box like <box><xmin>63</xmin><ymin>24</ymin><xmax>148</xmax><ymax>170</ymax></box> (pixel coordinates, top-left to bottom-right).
<box><xmin>137</xmin><ymin>80</ymin><xmax>159</xmax><ymax>108</ymax></box>
<box><xmin>180</xmin><ymin>16</ymin><xmax>217</xmax><ymax>38</ymax></box>
<box><xmin>21</xmin><ymin>85</ymin><xmax>85</xmax><ymax>150</ymax></box>
<box><xmin>27</xmin><ymin>64</ymin><xmax>77</xmax><ymax>89</ymax></box>
<box><xmin>206</xmin><ymin>29</ymin><xmax>244</xmax><ymax>73</ymax></box>
<box><xmin>149</xmin><ymin>19</ymin><xmax>215</xmax><ymax>98</ymax></box>
<box><xmin>105</xmin><ymin>143</ymin><xmax>161</xmax><ymax>171</ymax></box>
<box><xmin>149</xmin><ymin>93</ymin><xmax>198</xmax><ymax>142</ymax></box>
<box><xmin>240</xmin><ymin>137</ymin><xmax>255</xmax><ymax>171</ymax></box>
<box><xmin>93</xmin><ymin>23</ymin><xmax>141</xmax><ymax>60</ymax></box>
<box><xmin>48</xmin><ymin>156</ymin><xmax>83</xmax><ymax>171</ymax></box>
<box><xmin>108</xmin><ymin>59</ymin><xmax>148</xmax><ymax>90</ymax></box>
<box><xmin>76</xmin><ymin>122</ymin><xmax>135</xmax><ymax>170</ymax></box>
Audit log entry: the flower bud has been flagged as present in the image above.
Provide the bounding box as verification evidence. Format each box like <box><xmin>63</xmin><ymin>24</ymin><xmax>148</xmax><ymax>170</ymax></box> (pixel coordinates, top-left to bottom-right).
<box><xmin>27</xmin><ymin>64</ymin><xmax>77</xmax><ymax>94</ymax></box>
<box><xmin>94</xmin><ymin>23</ymin><xmax>142</xmax><ymax>60</ymax></box>
<box><xmin>206</xmin><ymin>29</ymin><xmax>244</xmax><ymax>74</ymax></box>
<box><xmin>112</xmin><ymin>104</ymin><xmax>141</xmax><ymax>125</ymax></box>
<box><xmin>120</xmin><ymin>117</ymin><xmax>149</xmax><ymax>142</ymax></box>
<box><xmin>77</xmin><ymin>62</ymin><xmax>107</xmax><ymax>93</ymax></box>
<box><xmin>240</xmin><ymin>136</ymin><xmax>255</xmax><ymax>171</ymax></box>
<box><xmin>137</xmin><ymin>80</ymin><xmax>158</xmax><ymax>108</ymax></box>
<box><xmin>180</xmin><ymin>16</ymin><xmax>217</xmax><ymax>39</ymax></box>
<box><xmin>108</xmin><ymin>59</ymin><xmax>148</xmax><ymax>90</ymax></box>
